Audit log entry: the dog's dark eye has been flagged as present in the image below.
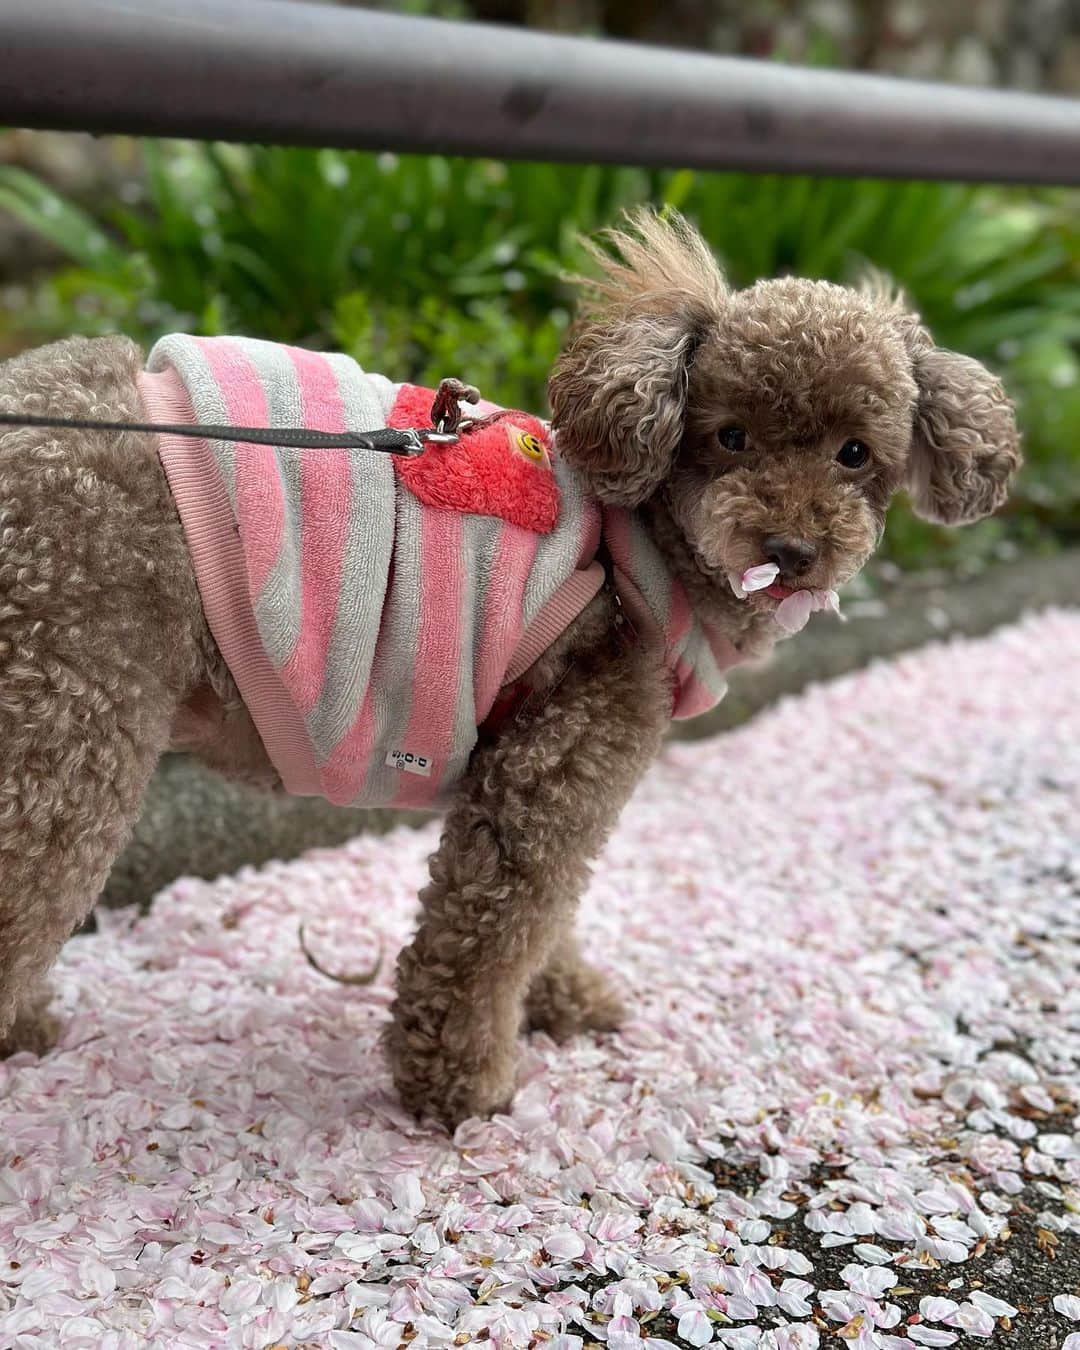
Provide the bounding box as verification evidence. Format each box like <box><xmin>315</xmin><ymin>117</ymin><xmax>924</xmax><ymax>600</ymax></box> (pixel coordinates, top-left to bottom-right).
<box><xmin>837</xmin><ymin>439</ymin><xmax>870</xmax><ymax>469</ymax></box>
<box><xmin>717</xmin><ymin>425</ymin><xmax>749</xmax><ymax>453</ymax></box>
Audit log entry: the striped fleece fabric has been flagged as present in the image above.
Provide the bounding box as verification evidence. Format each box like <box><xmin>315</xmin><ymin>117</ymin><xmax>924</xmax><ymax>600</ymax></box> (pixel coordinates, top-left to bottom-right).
<box><xmin>139</xmin><ymin>336</ymin><xmax>740</xmax><ymax>810</ymax></box>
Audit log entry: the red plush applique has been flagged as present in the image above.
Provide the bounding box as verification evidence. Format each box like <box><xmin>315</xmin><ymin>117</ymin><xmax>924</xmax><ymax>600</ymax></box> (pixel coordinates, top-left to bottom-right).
<box><xmin>388</xmin><ymin>384</ymin><xmax>560</xmax><ymax>534</ymax></box>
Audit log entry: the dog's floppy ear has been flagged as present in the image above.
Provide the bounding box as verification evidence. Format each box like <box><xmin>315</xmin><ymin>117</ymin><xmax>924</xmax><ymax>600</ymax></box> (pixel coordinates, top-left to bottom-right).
<box><xmin>548</xmin><ymin>209</ymin><xmax>725</xmax><ymax>507</ymax></box>
<box><xmin>903</xmin><ymin>322</ymin><xmax>1022</xmax><ymax>525</ymax></box>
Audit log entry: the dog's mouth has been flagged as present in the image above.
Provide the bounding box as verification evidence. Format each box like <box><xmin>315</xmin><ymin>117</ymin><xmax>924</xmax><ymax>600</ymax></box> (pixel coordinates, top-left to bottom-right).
<box><xmin>728</xmin><ymin>565</ymin><xmax>792</xmax><ymax>603</ymax></box>
<box><xmin>728</xmin><ymin>564</ymin><xmax>843</xmax><ymax>632</ymax></box>
<box><xmin>732</xmin><ymin>572</ymin><xmax>798</xmax><ymax>605</ymax></box>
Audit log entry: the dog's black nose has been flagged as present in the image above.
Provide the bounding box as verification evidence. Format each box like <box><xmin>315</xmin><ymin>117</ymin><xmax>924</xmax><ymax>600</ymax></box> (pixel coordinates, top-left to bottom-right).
<box><xmin>763</xmin><ymin>535</ymin><xmax>817</xmax><ymax>578</ymax></box>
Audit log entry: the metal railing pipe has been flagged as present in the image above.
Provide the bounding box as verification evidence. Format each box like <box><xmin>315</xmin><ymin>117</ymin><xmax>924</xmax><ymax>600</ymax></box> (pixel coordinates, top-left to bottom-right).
<box><xmin>1</xmin><ymin>0</ymin><xmax>1078</xmax><ymax>184</ymax></box>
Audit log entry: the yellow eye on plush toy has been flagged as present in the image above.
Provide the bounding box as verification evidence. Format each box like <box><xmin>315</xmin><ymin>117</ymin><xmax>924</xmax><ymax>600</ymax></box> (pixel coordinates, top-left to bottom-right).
<box><xmin>518</xmin><ymin>434</ymin><xmax>545</xmax><ymax>461</ymax></box>
<box><xmin>511</xmin><ymin>427</ymin><xmax>547</xmax><ymax>462</ymax></box>
<box><xmin>502</xmin><ymin>426</ymin><xmax>545</xmax><ymax>464</ymax></box>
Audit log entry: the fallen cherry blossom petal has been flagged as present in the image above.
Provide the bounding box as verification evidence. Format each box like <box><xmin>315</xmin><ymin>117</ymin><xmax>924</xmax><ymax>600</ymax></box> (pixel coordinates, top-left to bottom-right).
<box><xmin>919</xmin><ymin>1297</ymin><xmax>959</xmax><ymax>1321</ymax></box>
<box><xmin>946</xmin><ymin>1302</ymin><xmax>996</xmax><ymax>1337</ymax></box>
<box><xmin>968</xmin><ymin>1290</ymin><xmax>1018</xmax><ymax>1319</ymax></box>
<box><xmin>907</xmin><ymin>1328</ymin><xmax>959</xmax><ymax>1347</ymax></box>
<box><xmin>1055</xmin><ymin>1295</ymin><xmax>1080</xmax><ymax>1321</ymax></box>
<box><xmin>852</xmin><ymin>1244</ymin><xmax>893</xmax><ymax>1266</ymax></box>
<box><xmin>545</xmin><ymin>1229</ymin><xmax>587</xmax><ymax>1261</ymax></box>
<box><xmin>774</xmin><ymin>1325</ymin><xmax>819</xmax><ymax>1350</ymax></box>
<box><xmin>841</xmin><ymin>1264</ymin><xmax>897</xmax><ymax>1298</ymax></box>
<box><xmin>715</xmin><ymin>1330</ymin><xmax>761</xmax><ymax>1349</ymax></box>
<box><xmin>677</xmin><ymin>1303</ymin><xmax>715</xmax><ymax>1347</ymax></box>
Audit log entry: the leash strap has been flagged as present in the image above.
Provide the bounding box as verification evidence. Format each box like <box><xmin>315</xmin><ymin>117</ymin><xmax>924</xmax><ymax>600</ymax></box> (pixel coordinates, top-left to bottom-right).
<box><xmin>0</xmin><ymin>377</ymin><xmax>530</xmax><ymax>456</ymax></box>
<box><xmin>0</xmin><ymin>410</ymin><xmax>458</xmax><ymax>456</ymax></box>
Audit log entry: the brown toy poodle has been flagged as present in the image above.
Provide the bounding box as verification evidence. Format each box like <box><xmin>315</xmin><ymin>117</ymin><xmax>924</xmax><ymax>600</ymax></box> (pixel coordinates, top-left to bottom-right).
<box><xmin>0</xmin><ymin>211</ymin><xmax>1020</xmax><ymax>1127</ymax></box>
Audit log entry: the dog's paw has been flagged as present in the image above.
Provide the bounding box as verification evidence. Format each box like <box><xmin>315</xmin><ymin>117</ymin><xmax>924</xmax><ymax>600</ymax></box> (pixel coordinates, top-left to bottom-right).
<box><xmin>525</xmin><ymin>960</ymin><xmax>625</xmax><ymax>1042</ymax></box>
<box><xmin>0</xmin><ymin>996</ymin><xmax>61</xmax><ymax>1058</ymax></box>
<box><xmin>386</xmin><ymin>1001</ymin><xmax>518</xmax><ymax>1130</ymax></box>
<box><xmin>395</xmin><ymin>1057</ymin><xmax>516</xmax><ymax>1131</ymax></box>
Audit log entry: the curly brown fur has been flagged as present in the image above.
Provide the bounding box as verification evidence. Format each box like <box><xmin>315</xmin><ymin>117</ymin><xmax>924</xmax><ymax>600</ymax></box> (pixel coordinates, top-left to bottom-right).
<box><xmin>0</xmin><ymin>337</ymin><xmax>212</xmax><ymax>1053</ymax></box>
<box><xmin>0</xmin><ymin>212</ymin><xmax>1021</xmax><ymax>1128</ymax></box>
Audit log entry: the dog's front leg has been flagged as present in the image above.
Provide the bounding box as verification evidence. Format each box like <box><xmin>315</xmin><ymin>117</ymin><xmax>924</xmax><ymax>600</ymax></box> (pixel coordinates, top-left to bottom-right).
<box><xmin>385</xmin><ymin>610</ymin><xmax>669</xmax><ymax>1129</ymax></box>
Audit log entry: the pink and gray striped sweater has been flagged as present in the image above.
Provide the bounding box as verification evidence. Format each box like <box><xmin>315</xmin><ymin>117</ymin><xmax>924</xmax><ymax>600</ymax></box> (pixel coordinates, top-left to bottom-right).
<box><xmin>140</xmin><ymin>336</ymin><xmax>740</xmax><ymax>809</ymax></box>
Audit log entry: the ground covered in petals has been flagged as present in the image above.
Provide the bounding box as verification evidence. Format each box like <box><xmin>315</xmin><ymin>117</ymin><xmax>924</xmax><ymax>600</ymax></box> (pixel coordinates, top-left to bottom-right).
<box><xmin>1</xmin><ymin>611</ymin><xmax>1079</xmax><ymax>1350</ymax></box>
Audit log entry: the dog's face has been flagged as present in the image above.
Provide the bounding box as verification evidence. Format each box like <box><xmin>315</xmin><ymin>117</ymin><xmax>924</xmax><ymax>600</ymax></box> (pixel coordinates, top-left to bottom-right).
<box><xmin>672</xmin><ymin>278</ymin><xmax>917</xmax><ymax>604</ymax></box>
<box><xmin>549</xmin><ymin>212</ymin><xmax>1021</xmax><ymax>616</ymax></box>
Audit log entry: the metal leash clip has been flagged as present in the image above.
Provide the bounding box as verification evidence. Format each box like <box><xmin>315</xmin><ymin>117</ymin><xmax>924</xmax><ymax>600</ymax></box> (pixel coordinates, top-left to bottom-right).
<box><xmin>385</xmin><ymin>426</ymin><xmax>458</xmax><ymax>455</ymax></box>
<box><xmin>424</xmin><ymin>425</ymin><xmax>460</xmax><ymax>445</ymax></box>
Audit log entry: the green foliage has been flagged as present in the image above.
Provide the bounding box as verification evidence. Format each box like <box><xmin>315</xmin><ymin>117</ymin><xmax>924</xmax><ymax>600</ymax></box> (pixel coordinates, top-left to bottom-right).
<box><xmin>1</xmin><ymin>141</ymin><xmax>1078</xmax><ymax>572</ymax></box>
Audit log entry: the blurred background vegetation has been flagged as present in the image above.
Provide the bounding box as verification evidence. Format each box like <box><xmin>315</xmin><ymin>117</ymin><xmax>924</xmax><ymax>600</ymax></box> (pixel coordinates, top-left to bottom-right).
<box><xmin>0</xmin><ymin>0</ymin><xmax>1077</xmax><ymax>579</ymax></box>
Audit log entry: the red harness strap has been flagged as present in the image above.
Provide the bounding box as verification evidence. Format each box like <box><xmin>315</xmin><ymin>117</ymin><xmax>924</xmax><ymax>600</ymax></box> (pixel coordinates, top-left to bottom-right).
<box><xmin>477</xmin><ymin>679</ymin><xmax>534</xmax><ymax>742</ymax></box>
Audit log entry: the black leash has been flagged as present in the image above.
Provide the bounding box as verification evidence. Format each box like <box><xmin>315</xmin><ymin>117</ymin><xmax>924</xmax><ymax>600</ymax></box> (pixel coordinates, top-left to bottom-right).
<box><xmin>0</xmin><ymin>410</ymin><xmax>456</xmax><ymax>456</ymax></box>
<box><xmin>0</xmin><ymin>376</ymin><xmax>526</xmax><ymax>458</ymax></box>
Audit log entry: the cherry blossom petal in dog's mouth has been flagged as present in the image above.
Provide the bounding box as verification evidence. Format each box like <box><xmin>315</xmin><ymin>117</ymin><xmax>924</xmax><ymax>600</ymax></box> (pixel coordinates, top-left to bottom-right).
<box><xmin>0</xmin><ymin>609</ymin><xmax>1077</xmax><ymax>1347</ymax></box>
<box><xmin>774</xmin><ymin>587</ymin><xmax>816</xmax><ymax>632</ymax></box>
<box><xmin>729</xmin><ymin>562</ymin><xmax>780</xmax><ymax>599</ymax></box>
<box><xmin>741</xmin><ymin>562</ymin><xmax>781</xmax><ymax>592</ymax></box>
<box><xmin>774</xmin><ymin>587</ymin><xmax>844</xmax><ymax>632</ymax></box>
